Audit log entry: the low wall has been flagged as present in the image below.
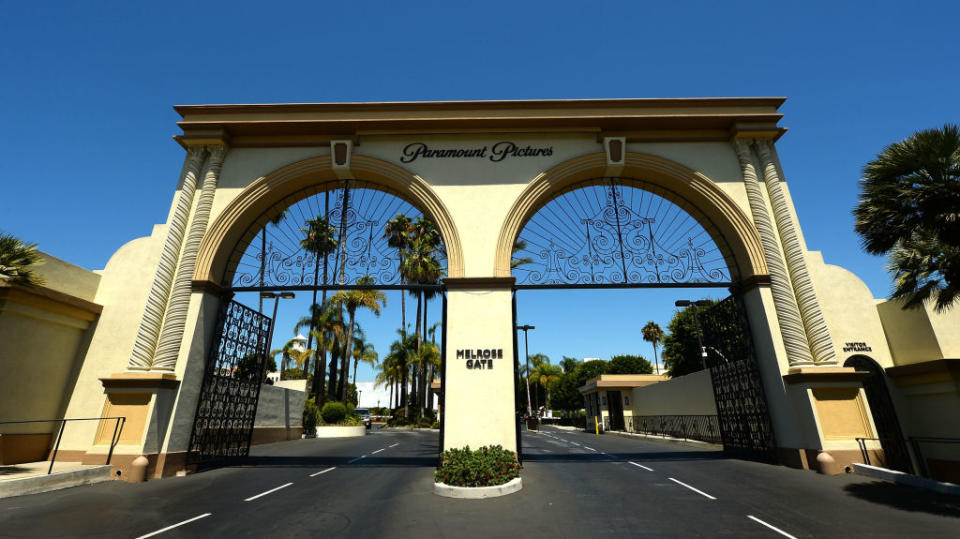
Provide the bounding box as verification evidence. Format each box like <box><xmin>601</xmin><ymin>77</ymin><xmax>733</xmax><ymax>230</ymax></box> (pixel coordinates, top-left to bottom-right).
<box><xmin>630</xmin><ymin>370</ymin><xmax>716</xmax><ymax>416</ymax></box>
<box><xmin>255</xmin><ymin>384</ymin><xmax>306</xmax><ymax>429</ymax></box>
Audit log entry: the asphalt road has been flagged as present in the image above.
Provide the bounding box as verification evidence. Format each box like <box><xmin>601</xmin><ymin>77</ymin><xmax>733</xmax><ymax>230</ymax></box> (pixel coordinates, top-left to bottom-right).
<box><xmin>1</xmin><ymin>425</ymin><xmax>958</xmax><ymax>538</ymax></box>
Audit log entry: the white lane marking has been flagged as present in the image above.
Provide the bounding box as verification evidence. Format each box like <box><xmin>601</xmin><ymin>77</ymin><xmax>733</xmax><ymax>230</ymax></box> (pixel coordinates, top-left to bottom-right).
<box><xmin>371</xmin><ymin>448</ymin><xmax>385</xmax><ymax>454</ymax></box>
<box><xmin>542</xmin><ymin>449</ymin><xmax>552</xmax><ymax>452</ymax></box>
<box><xmin>584</xmin><ymin>446</ymin><xmax>598</xmax><ymax>452</ymax></box>
<box><xmin>389</xmin><ymin>443</ymin><xmax>399</xmax><ymax>448</ymax></box>
<box><xmin>347</xmin><ymin>455</ymin><xmax>366</xmax><ymax>463</ymax></box>
<box><xmin>310</xmin><ymin>467</ymin><xmax>336</xmax><ymax>477</ymax></box>
<box><xmin>136</xmin><ymin>513</ymin><xmax>212</xmax><ymax>539</ymax></box>
<box><xmin>629</xmin><ymin>461</ymin><xmax>654</xmax><ymax>471</ymax></box>
<box><xmin>747</xmin><ymin>516</ymin><xmax>798</xmax><ymax>539</ymax></box>
<box><xmin>245</xmin><ymin>482</ymin><xmax>294</xmax><ymax>502</ymax></box>
<box><xmin>668</xmin><ymin>477</ymin><xmax>716</xmax><ymax>500</ymax></box>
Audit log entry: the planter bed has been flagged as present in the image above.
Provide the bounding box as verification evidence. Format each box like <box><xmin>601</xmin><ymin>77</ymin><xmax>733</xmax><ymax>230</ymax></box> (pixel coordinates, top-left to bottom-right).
<box><xmin>433</xmin><ymin>477</ymin><xmax>522</xmax><ymax>499</ymax></box>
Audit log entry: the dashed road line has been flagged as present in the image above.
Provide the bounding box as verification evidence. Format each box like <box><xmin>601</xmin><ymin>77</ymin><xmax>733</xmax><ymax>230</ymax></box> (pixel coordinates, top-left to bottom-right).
<box><xmin>747</xmin><ymin>516</ymin><xmax>798</xmax><ymax>539</ymax></box>
<box><xmin>371</xmin><ymin>448</ymin><xmax>385</xmax><ymax>454</ymax></box>
<box><xmin>136</xmin><ymin>513</ymin><xmax>212</xmax><ymax>539</ymax></box>
<box><xmin>389</xmin><ymin>443</ymin><xmax>399</xmax><ymax>448</ymax></box>
<box><xmin>309</xmin><ymin>467</ymin><xmax>336</xmax><ymax>477</ymax></box>
<box><xmin>584</xmin><ymin>446</ymin><xmax>598</xmax><ymax>452</ymax></box>
<box><xmin>347</xmin><ymin>455</ymin><xmax>366</xmax><ymax>463</ymax></box>
<box><xmin>629</xmin><ymin>461</ymin><xmax>654</xmax><ymax>471</ymax></box>
<box><xmin>668</xmin><ymin>478</ymin><xmax>716</xmax><ymax>500</ymax></box>
<box><xmin>245</xmin><ymin>482</ymin><xmax>294</xmax><ymax>502</ymax></box>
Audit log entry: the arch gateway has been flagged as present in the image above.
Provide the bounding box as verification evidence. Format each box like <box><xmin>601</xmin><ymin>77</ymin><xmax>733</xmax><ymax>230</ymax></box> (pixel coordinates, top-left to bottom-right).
<box><xmin>28</xmin><ymin>98</ymin><xmax>959</xmax><ymax>481</ymax></box>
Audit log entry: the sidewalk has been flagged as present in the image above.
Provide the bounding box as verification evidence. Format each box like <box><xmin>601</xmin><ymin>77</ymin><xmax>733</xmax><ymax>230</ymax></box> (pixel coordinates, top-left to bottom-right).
<box><xmin>0</xmin><ymin>461</ymin><xmax>112</xmax><ymax>498</ymax></box>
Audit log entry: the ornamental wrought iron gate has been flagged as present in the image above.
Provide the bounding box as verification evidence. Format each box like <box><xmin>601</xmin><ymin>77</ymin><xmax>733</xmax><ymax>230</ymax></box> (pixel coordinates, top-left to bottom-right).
<box><xmin>699</xmin><ymin>295</ymin><xmax>777</xmax><ymax>462</ymax></box>
<box><xmin>187</xmin><ymin>298</ymin><xmax>272</xmax><ymax>466</ymax></box>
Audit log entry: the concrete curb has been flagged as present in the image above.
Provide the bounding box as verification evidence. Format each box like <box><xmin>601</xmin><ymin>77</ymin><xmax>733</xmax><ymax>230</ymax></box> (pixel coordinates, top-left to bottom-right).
<box><xmin>309</xmin><ymin>426</ymin><xmax>366</xmax><ymax>438</ymax></box>
<box><xmin>853</xmin><ymin>463</ymin><xmax>960</xmax><ymax>496</ymax></box>
<box><xmin>434</xmin><ymin>477</ymin><xmax>522</xmax><ymax>499</ymax></box>
<box><xmin>0</xmin><ymin>465</ymin><xmax>113</xmax><ymax>499</ymax></box>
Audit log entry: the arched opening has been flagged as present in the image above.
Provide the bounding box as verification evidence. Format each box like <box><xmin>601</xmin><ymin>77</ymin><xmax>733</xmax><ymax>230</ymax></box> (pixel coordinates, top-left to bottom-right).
<box><xmin>188</xmin><ymin>157</ymin><xmax>457</xmax><ymax>466</ymax></box>
<box><xmin>502</xmin><ymin>154</ymin><xmax>775</xmax><ymax>463</ymax></box>
<box><xmin>844</xmin><ymin>355</ymin><xmax>912</xmax><ymax>473</ymax></box>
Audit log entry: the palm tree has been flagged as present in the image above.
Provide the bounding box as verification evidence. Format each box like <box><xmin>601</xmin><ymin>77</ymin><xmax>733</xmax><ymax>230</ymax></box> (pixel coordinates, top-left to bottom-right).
<box><xmin>384</xmin><ymin>214</ymin><xmax>413</xmax><ymax>331</ymax></box>
<box><xmin>269</xmin><ymin>337</ymin><xmax>299</xmax><ymax>380</ymax></box>
<box><xmin>286</xmin><ymin>348</ymin><xmax>315</xmax><ymax>376</ymax></box>
<box><xmin>351</xmin><ymin>335</ymin><xmax>378</xmax><ymax>387</ymax></box>
<box><xmin>642</xmin><ymin>321</ymin><xmax>665</xmax><ymax>374</ymax></box>
<box><xmin>854</xmin><ymin>124</ymin><xmax>960</xmax><ymax>312</ymax></box>
<box><xmin>0</xmin><ymin>232</ymin><xmax>45</xmax><ymax>287</ymax></box>
<box><xmin>330</xmin><ymin>276</ymin><xmax>386</xmax><ymax>402</ymax></box>
<box><xmin>511</xmin><ymin>238</ymin><xmax>534</xmax><ymax>269</ymax></box>
<box><xmin>413</xmin><ymin>342</ymin><xmax>441</xmax><ymax>416</ymax></box>
<box><xmin>399</xmin><ymin>219</ymin><xmax>445</xmax><ymax>416</ymax></box>
<box><xmin>299</xmin><ymin>217</ymin><xmax>338</xmax><ymax>395</ymax></box>
<box><xmin>534</xmin><ymin>363</ymin><xmax>563</xmax><ymax>410</ymax></box>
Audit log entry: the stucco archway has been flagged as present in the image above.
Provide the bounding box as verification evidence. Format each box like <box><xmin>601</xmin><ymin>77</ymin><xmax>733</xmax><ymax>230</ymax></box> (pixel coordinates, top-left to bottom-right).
<box><xmin>193</xmin><ymin>154</ymin><xmax>465</xmax><ymax>287</ymax></box>
<box><xmin>493</xmin><ymin>152</ymin><xmax>767</xmax><ymax>284</ymax></box>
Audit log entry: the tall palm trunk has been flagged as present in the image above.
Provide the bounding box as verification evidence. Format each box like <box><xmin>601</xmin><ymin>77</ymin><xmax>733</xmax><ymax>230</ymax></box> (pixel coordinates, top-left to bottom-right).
<box><xmin>305</xmin><ymin>257</ymin><xmax>320</xmax><ymax>388</ymax></box>
<box><xmin>340</xmin><ymin>310</ymin><xmax>355</xmax><ymax>403</ymax></box>
<box><xmin>414</xmin><ymin>290</ymin><xmax>423</xmax><ymax>417</ymax></box>
<box><xmin>317</xmin><ymin>193</ymin><xmax>331</xmax><ymax>402</ymax></box>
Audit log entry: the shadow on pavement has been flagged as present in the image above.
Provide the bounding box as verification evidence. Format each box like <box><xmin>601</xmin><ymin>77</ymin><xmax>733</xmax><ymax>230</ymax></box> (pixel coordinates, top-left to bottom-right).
<box><xmin>522</xmin><ymin>450</ymin><xmax>728</xmax><ymax>463</ymax></box>
<box><xmin>843</xmin><ymin>481</ymin><xmax>960</xmax><ymax>518</ymax></box>
<box><xmin>228</xmin><ymin>455</ymin><xmax>439</xmax><ymax>469</ymax></box>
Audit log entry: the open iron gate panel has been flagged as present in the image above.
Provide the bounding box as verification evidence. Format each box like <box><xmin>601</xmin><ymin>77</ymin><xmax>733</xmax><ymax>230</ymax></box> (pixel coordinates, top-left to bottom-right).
<box><xmin>188</xmin><ymin>299</ymin><xmax>271</xmax><ymax>465</ymax></box>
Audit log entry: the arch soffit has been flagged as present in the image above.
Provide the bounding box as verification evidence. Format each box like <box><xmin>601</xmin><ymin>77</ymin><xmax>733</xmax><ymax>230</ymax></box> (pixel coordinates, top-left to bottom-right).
<box><xmin>194</xmin><ymin>154</ymin><xmax>465</xmax><ymax>285</ymax></box>
<box><xmin>494</xmin><ymin>152</ymin><xmax>768</xmax><ymax>281</ymax></box>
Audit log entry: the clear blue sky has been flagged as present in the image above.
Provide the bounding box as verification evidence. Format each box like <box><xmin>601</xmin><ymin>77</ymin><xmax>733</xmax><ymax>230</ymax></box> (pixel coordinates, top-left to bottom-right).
<box><xmin>2</xmin><ymin>1</ymin><xmax>958</xmax><ymax>381</ymax></box>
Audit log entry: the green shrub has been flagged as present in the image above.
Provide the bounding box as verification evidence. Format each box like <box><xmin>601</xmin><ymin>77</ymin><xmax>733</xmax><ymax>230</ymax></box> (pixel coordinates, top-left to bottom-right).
<box><xmin>416</xmin><ymin>417</ymin><xmax>433</xmax><ymax>428</ymax></box>
<box><xmin>302</xmin><ymin>398</ymin><xmax>319</xmax><ymax>436</ymax></box>
<box><xmin>321</xmin><ymin>401</ymin><xmax>347</xmax><ymax>424</ymax></box>
<box><xmin>430</xmin><ymin>421</ymin><xmax>440</xmax><ymax>429</ymax></box>
<box><xmin>435</xmin><ymin>445</ymin><xmax>520</xmax><ymax>487</ymax></box>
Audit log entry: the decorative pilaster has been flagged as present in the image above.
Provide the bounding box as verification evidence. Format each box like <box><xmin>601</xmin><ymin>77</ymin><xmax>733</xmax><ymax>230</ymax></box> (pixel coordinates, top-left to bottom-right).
<box><xmin>153</xmin><ymin>144</ymin><xmax>228</xmax><ymax>371</ymax></box>
<box><xmin>755</xmin><ymin>140</ymin><xmax>837</xmax><ymax>365</ymax></box>
<box><xmin>128</xmin><ymin>147</ymin><xmax>207</xmax><ymax>370</ymax></box>
<box><xmin>733</xmin><ymin>140</ymin><xmax>813</xmax><ymax>365</ymax></box>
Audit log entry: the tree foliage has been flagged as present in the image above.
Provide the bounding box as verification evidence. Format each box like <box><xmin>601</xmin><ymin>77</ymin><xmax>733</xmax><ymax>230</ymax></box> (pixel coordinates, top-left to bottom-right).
<box><xmin>854</xmin><ymin>124</ymin><xmax>960</xmax><ymax>311</ymax></box>
<box><xmin>0</xmin><ymin>232</ymin><xmax>45</xmax><ymax>287</ymax></box>
<box><xmin>608</xmin><ymin>354</ymin><xmax>653</xmax><ymax>374</ymax></box>
<box><xmin>661</xmin><ymin>300</ymin><xmax>715</xmax><ymax>377</ymax></box>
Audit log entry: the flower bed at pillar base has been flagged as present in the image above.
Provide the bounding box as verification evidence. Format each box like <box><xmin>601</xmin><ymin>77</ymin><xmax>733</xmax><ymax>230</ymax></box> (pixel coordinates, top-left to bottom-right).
<box><xmin>434</xmin><ymin>445</ymin><xmax>520</xmax><ymax>487</ymax></box>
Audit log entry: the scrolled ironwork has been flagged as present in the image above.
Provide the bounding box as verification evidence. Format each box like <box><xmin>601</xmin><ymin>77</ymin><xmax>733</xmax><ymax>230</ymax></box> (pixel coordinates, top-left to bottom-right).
<box><xmin>512</xmin><ymin>179</ymin><xmax>732</xmax><ymax>286</ymax></box>
<box><xmin>188</xmin><ymin>300</ymin><xmax>271</xmax><ymax>465</ymax></box>
<box><xmin>229</xmin><ymin>180</ymin><xmax>446</xmax><ymax>289</ymax></box>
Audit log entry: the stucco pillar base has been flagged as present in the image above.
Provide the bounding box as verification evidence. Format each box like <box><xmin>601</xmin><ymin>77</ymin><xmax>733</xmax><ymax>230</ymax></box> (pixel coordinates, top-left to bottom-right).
<box><xmin>95</xmin><ymin>373</ymin><xmax>181</xmax><ymax>470</ymax></box>
<box><xmin>442</xmin><ymin>278</ymin><xmax>518</xmax><ymax>454</ymax></box>
<box><xmin>781</xmin><ymin>367</ymin><xmax>876</xmax><ymax>474</ymax></box>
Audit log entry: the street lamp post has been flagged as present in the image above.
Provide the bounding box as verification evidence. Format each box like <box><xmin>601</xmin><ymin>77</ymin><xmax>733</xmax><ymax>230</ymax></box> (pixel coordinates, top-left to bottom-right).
<box><xmin>675</xmin><ymin>299</ymin><xmax>711</xmax><ymax>371</ymax></box>
<box><xmin>516</xmin><ymin>324</ymin><xmax>535</xmax><ymax>417</ymax></box>
<box><xmin>357</xmin><ymin>389</ymin><xmax>362</xmax><ymax>407</ymax></box>
<box><xmin>262</xmin><ymin>292</ymin><xmax>295</xmax><ymax>379</ymax></box>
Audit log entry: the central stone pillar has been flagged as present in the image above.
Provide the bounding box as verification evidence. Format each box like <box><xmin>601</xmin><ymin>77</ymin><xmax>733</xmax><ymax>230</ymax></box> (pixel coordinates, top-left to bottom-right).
<box><xmin>442</xmin><ymin>278</ymin><xmax>518</xmax><ymax>453</ymax></box>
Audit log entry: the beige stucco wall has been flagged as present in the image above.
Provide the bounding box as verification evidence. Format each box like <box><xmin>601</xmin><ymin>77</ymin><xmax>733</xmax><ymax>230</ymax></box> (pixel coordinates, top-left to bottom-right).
<box><xmin>630</xmin><ymin>370</ymin><xmax>717</xmax><ymax>416</ymax></box>
<box><xmin>443</xmin><ymin>288</ymin><xmax>516</xmax><ymax>451</ymax></box>
<box><xmin>0</xmin><ymin>292</ymin><xmax>95</xmax><ymax>435</ymax></box>
<box><xmin>34</xmin><ymin>251</ymin><xmax>101</xmax><ymax>302</ymax></box>
<box><xmin>807</xmin><ymin>251</ymin><xmax>894</xmax><ymax>368</ymax></box>
<box><xmin>878</xmin><ymin>299</ymin><xmax>960</xmax><ymax>366</ymax></box>
<box><xmin>58</xmin><ymin>227</ymin><xmax>166</xmax><ymax>451</ymax></box>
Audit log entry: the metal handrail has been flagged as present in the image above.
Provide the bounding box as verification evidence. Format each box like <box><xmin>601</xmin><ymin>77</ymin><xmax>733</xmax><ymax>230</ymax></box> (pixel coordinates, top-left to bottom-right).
<box><xmin>0</xmin><ymin>417</ymin><xmax>126</xmax><ymax>474</ymax></box>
